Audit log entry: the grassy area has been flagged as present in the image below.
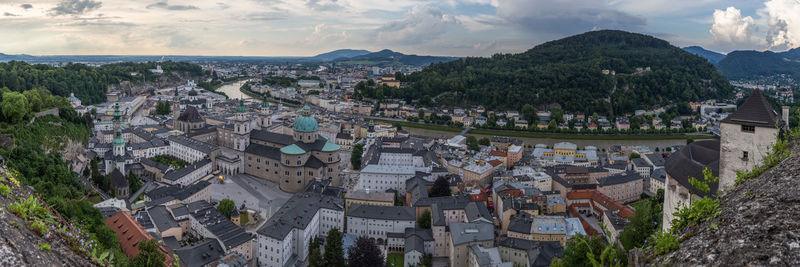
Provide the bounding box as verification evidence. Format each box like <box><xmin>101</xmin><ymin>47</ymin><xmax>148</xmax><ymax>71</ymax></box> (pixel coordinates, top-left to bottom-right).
<box><xmin>373</xmin><ymin>119</ymin><xmax>464</xmax><ymax>133</ymax></box>
<box><xmin>468</xmin><ymin>128</ymin><xmax>715</xmax><ymax>140</ymax></box>
<box><xmin>378</xmin><ymin>119</ymin><xmax>714</xmax><ymax>140</ymax></box>
<box><xmin>387</xmin><ymin>253</ymin><xmax>404</xmax><ymax>267</ymax></box>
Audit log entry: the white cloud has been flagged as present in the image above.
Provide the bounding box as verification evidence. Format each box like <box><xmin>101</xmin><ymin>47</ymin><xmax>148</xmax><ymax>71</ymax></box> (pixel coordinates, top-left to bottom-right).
<box><xmin>709</xmin><ymin>7</ymin><xmax>763</xmax><ymax>47</ymax></box>
<box><xmin>762</xmin><ymin>0</ymin><xmax>800</xmax><ymax>49</ymax></box>
<box><xmin>374</xmin><ymin>5</ymin><xmax>460</xmax><ymax>45</ymax></box>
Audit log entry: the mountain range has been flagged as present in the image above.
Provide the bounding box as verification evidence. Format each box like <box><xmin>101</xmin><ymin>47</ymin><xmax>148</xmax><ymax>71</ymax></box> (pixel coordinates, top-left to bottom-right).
<box><xmin>681</xmin><ymin>46</ymin><xmax>800</xmax><ymax>80</ymax></box>
<box><xmin>309</xmin><ymin>49</ymin><xmax>459</xmax><ymax>66</ymax></box>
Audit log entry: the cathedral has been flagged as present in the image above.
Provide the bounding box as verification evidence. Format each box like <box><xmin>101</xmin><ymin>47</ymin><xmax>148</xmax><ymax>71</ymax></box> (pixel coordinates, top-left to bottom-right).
<box><xmin>243</xmin><ymin>105</ymin><xmax>342</xmax><ymax>193</ymax></box>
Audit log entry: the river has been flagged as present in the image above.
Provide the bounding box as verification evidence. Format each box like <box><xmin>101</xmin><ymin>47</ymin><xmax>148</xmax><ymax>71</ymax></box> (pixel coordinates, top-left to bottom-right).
<box><xmin>216</xmin><ymin>80</ymin><xmax>251</xmax><ymax>100</ymax></box>
<box><xmin>404</xmin><ymin>127</ymin><xmax>694</xmax><ymax>150</ymax></box>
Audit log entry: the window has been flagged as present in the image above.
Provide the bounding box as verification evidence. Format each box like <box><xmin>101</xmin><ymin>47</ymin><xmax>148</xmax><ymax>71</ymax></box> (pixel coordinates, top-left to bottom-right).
<box><xmin>742</xmin><ymin>151</ymin><xmax>749</xmax><ymax>160</ymax></box>
<box><xmin>741</xmin><ymin>125</ymin><xmax>755</xmax><ymax>133</ymax></box>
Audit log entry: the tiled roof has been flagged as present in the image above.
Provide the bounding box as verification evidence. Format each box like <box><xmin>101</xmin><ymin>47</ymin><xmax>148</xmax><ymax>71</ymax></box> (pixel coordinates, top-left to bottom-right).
<box><xmin>721</xmin><ymin>90</ymin><xmax>778</xmax><ymax>128</ymax></box>
<box><xmin>665</xmin><ymin>139</ymin><xmax>719</xmax><ymax>197</ymax></box>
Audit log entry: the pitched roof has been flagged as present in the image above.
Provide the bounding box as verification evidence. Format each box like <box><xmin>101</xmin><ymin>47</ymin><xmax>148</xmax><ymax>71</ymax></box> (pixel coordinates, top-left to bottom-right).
<box><xmin>449</xmin><ymin>221</ymin><xmax>494</xmax><ymax>246</ymax></box>
<box><xmin>110</xmin><ymin>168</ymin><xmax>128</xmax><ymax>188</ymax></box>
<box><xmin>665</xmin><ymin>139</ymin><xmax>720</xmax><ymax>197</ymax></box>
<box><xmin>178</xmin><ymin>105</ymin><xmax>204</xmax><ymax>123</ymax></box>
<box><xmin>721</xmin><ymin>90</ymin><xmax>778</xmax><ymax>128</ymax></box>
<box><xmin>347</xmin><ymin>204</ymin><xmax>415</xmax><ymax>221</ymax></box>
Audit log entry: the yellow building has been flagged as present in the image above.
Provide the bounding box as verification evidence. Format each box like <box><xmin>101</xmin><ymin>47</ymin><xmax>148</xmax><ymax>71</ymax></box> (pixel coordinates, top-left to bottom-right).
<box><xmin>344</xmin><ymin>189</ymin><xmax>394</xmax><ymax>213</ymax></box>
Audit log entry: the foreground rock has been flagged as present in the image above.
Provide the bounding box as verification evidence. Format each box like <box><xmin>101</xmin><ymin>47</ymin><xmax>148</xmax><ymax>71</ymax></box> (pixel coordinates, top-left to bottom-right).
<box><xmin>655</xmin><ymin>144</ymin><xmax>800</xmax><ymax>266</ymax></box>
<box><xmin>0</xmin><ymin>196</ymin><xmax>95</xmax><ymax>266</ymax></box>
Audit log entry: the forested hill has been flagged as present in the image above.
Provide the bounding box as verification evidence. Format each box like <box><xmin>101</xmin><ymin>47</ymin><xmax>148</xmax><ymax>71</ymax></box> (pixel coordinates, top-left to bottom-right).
<box><xmin>0</xmin><ymin>61</ymin><xmax>205</xmax><ymax>105</ymax></box>
<box><xmin>717</xmin><ymin>49</ymin><xmax>800</xmax><ymax>80</ymax></box>
<box><xmin>399</xmin><ymin>30</ymin><xmax>734</xmax><ymax>115</ymax></box>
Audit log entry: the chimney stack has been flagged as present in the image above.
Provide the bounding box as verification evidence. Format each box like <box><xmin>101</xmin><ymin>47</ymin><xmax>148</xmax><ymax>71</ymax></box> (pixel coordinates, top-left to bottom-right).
<box><xmin>782</xmin><ymin>106</ymin><xmax>790</xmax><ymax>128</ymax></box>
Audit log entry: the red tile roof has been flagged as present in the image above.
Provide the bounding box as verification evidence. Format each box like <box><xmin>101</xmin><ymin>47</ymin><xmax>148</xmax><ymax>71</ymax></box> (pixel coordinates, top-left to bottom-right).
<box><xmin>105</xmin><ymin>212</ymin><xmax>176</xmax><ymax>265</ymax></box>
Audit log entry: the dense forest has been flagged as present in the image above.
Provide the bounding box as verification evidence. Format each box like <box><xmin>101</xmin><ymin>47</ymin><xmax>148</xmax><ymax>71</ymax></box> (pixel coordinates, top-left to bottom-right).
<box><xmin>390</xmin><ymin>30</ymin><xmax>733</xmax><ymax>115</ymax></box>
<box><xmin>0</xmin><ymin>61</ymin><xmax>205</xmax><ymax>105</ymax></box>
<box><xmin>717</xmin><ymin>50</ymin><xmax>800</xmax><ymax>80</ymax></box>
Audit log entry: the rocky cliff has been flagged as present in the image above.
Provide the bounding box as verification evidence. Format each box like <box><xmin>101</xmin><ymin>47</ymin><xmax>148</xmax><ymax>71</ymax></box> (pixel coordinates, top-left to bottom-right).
<box><xmin>0</xmin><ymin>188</ymin><xmax>95</xmax><ymax>266</ymax></box>
<box><xmin>655</xmin><ymin>143</ymin><xmax>800</xmax><ymax>266</ymax></box>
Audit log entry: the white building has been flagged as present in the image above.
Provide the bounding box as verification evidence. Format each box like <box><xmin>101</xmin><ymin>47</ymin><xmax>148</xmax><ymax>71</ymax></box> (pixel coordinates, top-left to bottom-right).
<box><xmin>346</xmin><ymin>204</ymin><xmax>416</xmax><ymax>246</ymax></box>
<box><xmin>256</xmin><ymin>182</ymin><xmax>344</xmax><ymax>267</ymax></box>
<box><xmin>168</xmin><ymin>135</ymin><xmax>218</xmax><ymax>163</ymax></box>
<box><xmin>162</xmin><ymin>159</ymin><xmax>212</xmax><ymax>186</ymax></box>
<box><xmin>718</xmin><ymin>90</ymin><xmax>784</xmax><ymax>193</ymax></box>
<box><xmin>357</xmin><ymin>164</ymin><xmax>416</xmax><ymax>194</ymax></box>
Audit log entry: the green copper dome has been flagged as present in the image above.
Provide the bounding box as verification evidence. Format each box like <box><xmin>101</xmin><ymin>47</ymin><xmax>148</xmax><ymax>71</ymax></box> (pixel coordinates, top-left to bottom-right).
<box><xmin>280</xmin><ymin>144</ymin><xmax>306</xmax><ymax>155</ymax></box>
<box><xmin>292</xmin><ymin>105</ymin><xmax>318</xmax><ymax>133</ymax></box>
<box><xmin>321</xmin><ymin>141</ymin><xmax>340</xmax><ymax>152</ymax></box>
<box><xmin>236</xmin><ymin>98</ymin><xmax>246</xmax><ymax>113</ymax></box>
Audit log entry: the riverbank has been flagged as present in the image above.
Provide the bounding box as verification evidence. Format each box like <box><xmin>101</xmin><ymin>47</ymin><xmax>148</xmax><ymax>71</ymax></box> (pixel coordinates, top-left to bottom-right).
<box><xmin>377</xmin><ymin>119</ymin><xmax>715</xmax><ymax>141</ymax></box>
<box><xmin>239</xmin><ymin>84</ymin><xmax>298</xmax><ymax>108</ymax></box>
<box><xmin>205</xmin><ymin>77</ymin><xmax>248</xmax><ymax>98</ymax></box>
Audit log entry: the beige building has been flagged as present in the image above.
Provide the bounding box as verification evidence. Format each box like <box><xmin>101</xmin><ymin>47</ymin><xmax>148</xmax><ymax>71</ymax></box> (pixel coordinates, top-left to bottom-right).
<box><xmin>244</xmin><ymin>105</ymin><xmax>342</xmax><ymax>193</ymax></box>
<box><xmin>344</xmin><ymin>189</ymin><xmax>394</xmax><ymax>213</ymax></box>
<box><xmin>447</xmin><ymin>222</ymin><xmax>495</xmax><ymax>267</ymax></box>
<box><xmin>719</xmin><ymin>90</ymin><xmax>783</xmax><ymax>194</ymax></box>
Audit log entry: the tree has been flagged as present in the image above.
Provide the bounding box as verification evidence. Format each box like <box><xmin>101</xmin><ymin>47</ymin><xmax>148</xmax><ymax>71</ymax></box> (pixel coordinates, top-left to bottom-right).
<box><xmin>324</xmin><ymin>228</ymin><xmax>345</xmax><ymax>267</ymax></box>
<box><xmin>466</xmin><ymin>135</ymin><xmax>479</xmax><ymax>151</ymax></box>
<box><xmin>1</xmin><ymin>92</ymin><xmax>29</xmax><ymax>123</ymax></box>
<box><xmin>551</xmin><ymin>106</ymin><xmax>564</xmax><ymax>123</ymax></box>
<box><xmin>551</xmin><ymin>234</ymin><xmax>625</xmax><ymax>267</ymax></box>
<box><xmin>418</xmin><ymin>209</ymin><xmax>431</xmax><ymax>229</ymax></box>
<box><xmin>619</xmin><ymin>195</ymin><xmax>662</xmax><ymax>249</ymax></box>
<box><xmin>217</xmin><ymin>198</ymin><xmax>235</xmax><ymax>218</ymax></box>
<box><xmin>429</xmin><ymin>176</ymin><xmax>451</xmax><ymax>197</ymax></box>
<box><xmin>351</xmin><ymin>144</ymin><xmax>364</xmax><ymax>170</ymax></box>
<box><xmin>155</xmin><ymin>101</ymin><xmax>171</xmax><ymax>115</ymax></box>
<box><xmin>348</xmin><ymin>236</ymin><xmax>384</xmax><ymax>267</ymax></box>
<box><xmin>522</xmin><ymin>104</ymin><xmax>537</xmax><ymax>124</ymax></box>
<box><xmin>629</xmin><ymin>152</ymin><xmax>641</xmax><ymax>159</ymax></box>
<box><xmin>130</xmin><ymin>239</ymin><xmax>166</xmax><ymax>267</ymax></box>
<box><xmin>420</xmin><ymin>253</ymin><xmax>432</xmax><ymax>267</ymax></box>
<box><xmin>478</xmin><ymin>137</ymin><xmax>491</xmax><ymax>146</ymax></box>
<box><xmin>128</xmin><ymin>171</ymin><xmax>142</xmax><ymax>194</ymax></box>
<box><xmin>308</xmin><ymin>237</ymin><xmax>324</xmax><ymax>267</ymax></box>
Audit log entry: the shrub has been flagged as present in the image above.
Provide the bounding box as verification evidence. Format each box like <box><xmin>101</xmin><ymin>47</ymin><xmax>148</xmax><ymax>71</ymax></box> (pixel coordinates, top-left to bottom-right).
<box><xmin>30</xmin><ymin>220</ymin><xmax>48</xmax><ymax>237</ymax></box>
<box><xmin>650</xmin><ymin>231</ymin><xmax>679</xmax><ymax>256</ymax></box>
<box><xmin>8</xmin><ymin>196</ymin><xmax>48</xmax><ymax>220</ymax></box>
<box><xmin>38</xmin><ymin>243</ymin><xmax>51</xmax><ymax>252</ymax></box>
<box><xmin>0</xmin><ymin>184</ymin><xmax>10</xmax><ymax>197</ymax></box>
<box><xmin>672</xmin><ymin>167</ymin><xmax>721</xmax><ymax>232</ymax></box>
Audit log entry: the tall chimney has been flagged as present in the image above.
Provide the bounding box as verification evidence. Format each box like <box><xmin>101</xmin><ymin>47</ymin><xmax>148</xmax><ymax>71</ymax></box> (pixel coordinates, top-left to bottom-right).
<box><xmin>782</xmin><ymin>106</ymin><xmax>790</xmax><ymax>128</ymax></box>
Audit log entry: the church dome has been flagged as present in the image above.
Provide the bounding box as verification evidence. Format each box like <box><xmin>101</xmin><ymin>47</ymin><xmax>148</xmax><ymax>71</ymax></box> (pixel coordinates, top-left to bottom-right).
<box><xmin>292</xmin><ymin>105</ymin><xmax>319</xmax><ymax>133</ymax></box>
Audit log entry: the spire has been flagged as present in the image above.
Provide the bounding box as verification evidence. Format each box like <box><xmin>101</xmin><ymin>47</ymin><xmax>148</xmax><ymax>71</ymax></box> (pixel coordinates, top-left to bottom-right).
<box><xmin>112</xmin><ymin>101</ymin><xmax>121</xmax><ymax>123</ymax></box>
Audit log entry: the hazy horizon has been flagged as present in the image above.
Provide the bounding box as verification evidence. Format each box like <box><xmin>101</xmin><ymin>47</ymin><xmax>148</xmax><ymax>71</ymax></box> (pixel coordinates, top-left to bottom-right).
<box><xmin>1</xmin><ymin>0</ymin><xmax>799</xmax><ymax>57</ymax></box>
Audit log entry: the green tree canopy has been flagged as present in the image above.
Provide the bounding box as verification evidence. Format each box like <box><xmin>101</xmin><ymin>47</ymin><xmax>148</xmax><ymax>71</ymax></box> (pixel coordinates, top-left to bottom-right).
<box><xmin>418</xmin><ymin>209</ymin><xmax>431</xmax><ymax>229</ymax></box>
<box><xmin>130</xmin><ymin>239</ymin><xmax>166</xmax><ymax>267</ymax></box>
<box><xmin>429</xmin><ymin>176</ymin><xmax>452</xmax><ymax>197</ymax></box>
<box><xmin>348</xmin><ymin>236</ymin><xmax>385</xmax><ymax>267</ymax></box>
<box><xmin>1</xmin><ymin>91</ymin><xmax>29</xmax><ymax>123</ymax></box>
<box><xmin>324</xmin><ymin>228</ymin><xmax>345</xmax><ymax>267</ymax></box>
<box><xmin>217</xmin><ymin>198</ymin><xmax>235</xmax><ymax>218</ymax></box>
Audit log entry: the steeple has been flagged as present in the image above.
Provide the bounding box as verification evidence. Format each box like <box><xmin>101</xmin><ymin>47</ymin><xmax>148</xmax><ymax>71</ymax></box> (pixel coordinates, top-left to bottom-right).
<box><xmin>112</xmin><ymin>101</ymin><xmax>121</xmax><ymax>123</ymax></box>
<box><xmin>113</xmin><ymin>126</ymin><xmax>125</xmax><ymax>156</ymax></box>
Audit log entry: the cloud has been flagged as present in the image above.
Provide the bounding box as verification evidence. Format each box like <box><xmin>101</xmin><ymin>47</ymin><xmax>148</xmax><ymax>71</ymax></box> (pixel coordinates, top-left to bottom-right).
<box><xmin>217</xmin><ymin>2</ymin><xmax>230</xmax><ymax>9</ymax></box>
<box><xmin>709</xmin><ymin>7</ymin><xmax>762</xmax><ymax>47</ymax></box>
<box><xmin>762</xmin><ymin>0</ymin><xmax>800</xmax><ymax>49</ymax></box>
<box><xmin>146</xmin><ymin>1</ymin><xmax>199</xmax><ymax>11</ymax></box>
<box><xmin>495</xmin><ymin>0</ymin><xmax>646</xmax><ymax>34</ymax></box>
<box><xmin>375</xmin><ymin>5</ymin><xmax>460</xmax><ymax>44</ymax></box>
<box><xmin>4</xmin><ymin>12</ymin><xmax>20</xmax><ymax>17</ymax></box>
<box><xmin>20</xmin><ymin>4</ymin><xmax>33</xmax><ymax>10</ymax></box>
<box><xmin>306</xmin><ymin>0</ymin><xmax>343</xmax><ymax>11</ymax></box>
<box><xmin>49</xmin><ymin>0</ymin><xmax>103</xmax><ymax>16</ymax></box>
<box><xmin>244</xmin><ymin>11</ymin><xmax>287</xmax><ymax>21</ymax></box>
<box><xmin>305</xmin><ymin>23</ymin><xmax>350</xmax><ymax>43</ymax></box>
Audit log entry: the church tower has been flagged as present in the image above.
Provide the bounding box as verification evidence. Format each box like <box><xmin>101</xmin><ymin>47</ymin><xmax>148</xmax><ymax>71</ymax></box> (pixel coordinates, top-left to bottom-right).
<box><xmin>233</xmin><ymin>98</ymin><xmax>251</xmax><ymax>151</ymax></box>
<box><xmin>172</xmin><ymin>87</ymin><xmax>181</xmax><ymax>129</ymax></box>
<box><xmin>258</xmin><ymin>95</ymin><xmax>272</xmax><ymax>129</ymax></box>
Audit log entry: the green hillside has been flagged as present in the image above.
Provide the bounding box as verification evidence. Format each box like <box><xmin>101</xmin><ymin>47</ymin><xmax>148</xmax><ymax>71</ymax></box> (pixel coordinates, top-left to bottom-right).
<box><xmin>396</xmin><ymin>30</ymin><xmax>734</xmax><ymax>115</ymax></box>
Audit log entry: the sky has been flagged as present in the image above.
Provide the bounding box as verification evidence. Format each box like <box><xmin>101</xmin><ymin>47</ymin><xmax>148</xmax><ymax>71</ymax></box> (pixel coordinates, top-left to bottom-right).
<box><xmin>0</xmin><ymin>0</ymin><xmax>799</xmax><ymax>57</ymax></box>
